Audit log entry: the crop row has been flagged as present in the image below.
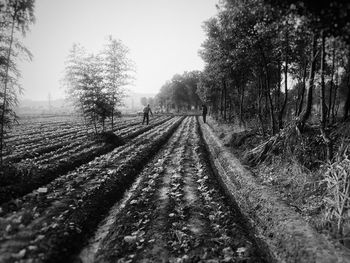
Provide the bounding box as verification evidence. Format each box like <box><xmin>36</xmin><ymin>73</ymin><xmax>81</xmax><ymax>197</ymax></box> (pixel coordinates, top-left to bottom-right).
<box><xmin>13</xmin><ymin>116</ymin><xmax>168</xmax><ymax>169</ymax></box>
<box><xmin>0</xmin><ymin>116</ymin><xmax>171</xmax><ymax>204</ymax></box>
<box><xmin>6</xmin><ymin>116</ymin><xmax>141</xmax><ymax>148</ymax></box>
<box><xmin>0</xmin><ymin>116</ymin><xmax>184</xmax><ymax>262</ymax></box>
<box><xmin>6</xmin><ymin>116</ymin><xmax>83</xmax><ymax>141</ymax></box>
<box><xmin>4</xmin><ymin>116</ymin><xmax>161</xmax><ymax>164</ymax></box>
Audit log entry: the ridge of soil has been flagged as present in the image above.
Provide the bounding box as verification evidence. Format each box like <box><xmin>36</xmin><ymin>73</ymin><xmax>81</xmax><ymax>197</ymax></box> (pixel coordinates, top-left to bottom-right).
<box><xmin>0</xmin><ymin>117</ymin><xmax>171</xmax><ymax>205</ymax></box>
<box><xmin>0</xmin><ymin>117</ymin><xmax>183</xmax><ymax>263</ymax></box>
<box><xmin>199</xmin><ymin>118</ymin><xmax>350</xmax><ymax>262</ymax></box>
<box><xmin>85</xmin><ymin>116</ymin><xmax>267</xmax><ymax>263</ymax></box>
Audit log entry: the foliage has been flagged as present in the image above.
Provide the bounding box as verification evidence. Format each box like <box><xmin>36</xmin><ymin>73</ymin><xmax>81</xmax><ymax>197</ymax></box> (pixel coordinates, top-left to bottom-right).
<box><xmin>198</xmin><ymin>0</ymin><xmax>350</xmax><ymax>134</ymax></box>
<box><xmin>156</xmin><ymin>71</ymin><xmax>202</xmax><ymax>112</ymax></box>
<box><xmin>324</xmin><ymin>157</ymin><xmax>350</xmax><ymax>243</ymax></box>
<box><xmin>140</xmin><ymin>97</ymin><xmax>155</xmax><ymax>108</ymax></box>
<box><xmin>196</xmin><ymin>0</ymin><xmax>350</xmax><ymax>245</ymax></box>
<box><xmin>100</xmin><ymin>35</ymin><xmax>134</xmax><ymax>127</ymax></box>
<box><xmin>0</xmin><ymin>0</ymin><xmax>35</xmax><ymax>168</ymax></box>
<box><xmin>140</xmin><ymin>97</ymin><xmax>147</xmax><ymax>106</ymax></box>
<box><xmin>63</xmin><ymin>37</ymin><xmax>134</xmax><ymax>133</ymax></box>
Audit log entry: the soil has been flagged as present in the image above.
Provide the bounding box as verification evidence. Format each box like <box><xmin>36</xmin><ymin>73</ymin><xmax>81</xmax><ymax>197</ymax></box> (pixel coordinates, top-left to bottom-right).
<box><xmin>3</xmin><ymin>113</ymin><xmax>350</xmax><ymax>262</ymax></box>
<box><xmin>80</xmin><ymin>116</ymin><xmax>266</xmax><ymax>263</ymax></box>
<box><xmin>0</xmin><ymin>116</ymin><xmax>267</xmax><ymax>263</ymax></box>
<box><xmin>0</xmin><ymin>117</ymin><xmax>182</xmax><ymax>262</ymax></box>
<box><xmin>0</xmin><ymin>116</ymin><xmax>171</xmax><ymax>204</ymax></box>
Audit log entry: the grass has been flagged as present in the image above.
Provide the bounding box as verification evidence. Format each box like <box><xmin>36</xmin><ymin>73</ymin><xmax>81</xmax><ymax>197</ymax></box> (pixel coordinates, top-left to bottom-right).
<box><xmin>208</xmin><ymin>115</ymin><xmax>350</xmax><ymax>248</ymax></box>
<box><xmin>323</xmin><ymin>153</ymin><xmax>350</xmax><ymax>246</ymax></box>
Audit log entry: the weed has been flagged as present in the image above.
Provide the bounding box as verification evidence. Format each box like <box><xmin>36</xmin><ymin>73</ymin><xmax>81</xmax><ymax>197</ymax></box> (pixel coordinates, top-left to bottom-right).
<box><xmin>323</xmin><ymin>155</ymin><xmax>350</xmax><ymax>245</ymax></box>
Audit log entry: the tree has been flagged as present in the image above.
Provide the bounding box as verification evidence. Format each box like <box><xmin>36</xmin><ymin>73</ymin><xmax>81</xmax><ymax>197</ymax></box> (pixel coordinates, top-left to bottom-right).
<box><xmin>101</xmin><ymin>36</ymin><xmax>134</xmax><ymax>129</ymax></box>
<box><xmin>140</xmin><ymin>97</ymin><xmax>147</xmax><ymax>106</ymax></box>
<box><xmin>199</xmin><ymin>0</ymin><xmax>350</xmax><ymax>137</ymax></box>
<box><xmin>63</xmin><ymin>37</ymin><xmax>134</xmax><ymax>133</ymax></box>
<box><xmin>156</xmin><ymin>71</ymin><xmax>201</xmax><ymax>112</ymax></box>
<box><xmin>64</xmin><ymin>47</ymin><xmax>109</xmax><ymax>133</ymax></box>
<box><xmin>0</xmin><ymin>0</ymin><xmax>35</xmax><ymax>167</ymax></box>
<box><xmin>79</xmin><ymin>54</ymin><xmax>110</xmax><ymax>133</ymax></box>
<box><xmin>199</xmin><ymin>0</ymin><xmax>281</xmax><ymax>130</ymax></box>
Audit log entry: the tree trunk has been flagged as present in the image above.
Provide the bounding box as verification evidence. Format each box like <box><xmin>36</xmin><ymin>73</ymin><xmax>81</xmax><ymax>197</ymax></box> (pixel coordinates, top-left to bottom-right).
<box><xmin>0</xmin><ymin>14</ymin><xmax>16</xmax><ymax>168</ymax></box>
<box><xmin>260</xmin><ymin>48</ymin><xmax>276</xmax><ymax>135</ymax></box>
<box><xmin>278</xmin><ymin>31</ymin><xmax>289</xmax><ymax>130</ymax></box>
<box><xmin>111</xmin><ymin>94</ymin><xmax>115</xmax><ymax>131</ymax></box>
<box><xmin>328</xmin><ymin>41</ymin><xmax>336</xmax><ymax>121</ymax></box>
<box><xmin>276</xmin><ymin>58</ymin><xmax>281</xmax><ymax>113</ymax></box>
<box><xmin>239</xmin><ymin>84</ymin><xmax>245</xmax><ymax>124</ymax></box>
<box><xmin>297</xmin><ymin>33</ymin><xmax>318</xmax><ymax>132</ymax></box>
<box><xmin>332</xmin><ymin>82</ymin><xmax>338</xmax><ymax>123</ymax></box>
<box><xmin>320</xmin><ymin>31</ymin><xmax>327</xmax><ymax>129</ymax></box>
<box><xmin>229</xmin><ymin>99</ymin><xmax>232</xmax><ymax>122</ymax></box>
<box><xmin>220</xmin><ymin>83</ymin><xmax>224</xmax><ymax>119</ymax></box>
<box><xmin>223</xmin><ymin>79</ymin><xmax>227</xmax><ymax>121</ymax></box>
<box><xmin>258</xmin><ymin>75</ymin><xmax>266</xmax><ymax>137</ymax></box>
<box><xmin>343</xmin><ymin>51</ymin><xmax>350</xmax><ymax>120</ymax></box>
<box><xmin>297</xmin><ymin>62</ymin><xmax>308</xmax><ymax>116</ymax></box>
<box><xmin>319</xmin><ymin>30</ymin><xmax>332</xmax><ymax>161</ymax></box>
<box><xmin>264</xmin><ymin>71</ymin><xmax>276</xmax><ymax>135</ymax></box>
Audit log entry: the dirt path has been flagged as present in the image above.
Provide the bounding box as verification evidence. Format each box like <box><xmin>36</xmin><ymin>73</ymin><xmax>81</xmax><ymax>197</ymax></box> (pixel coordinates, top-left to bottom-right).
<box><xmin>80</xmin><ymin>116</ymin><xmax>266</xmax><ymax>263</ymax></box>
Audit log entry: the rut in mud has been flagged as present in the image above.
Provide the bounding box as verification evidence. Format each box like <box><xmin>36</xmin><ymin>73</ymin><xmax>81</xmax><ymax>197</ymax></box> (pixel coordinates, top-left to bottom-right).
<box><xmin>80</xmin><ymin>116</ymin><xmax>267</xmax><ymax>263</ymax></box>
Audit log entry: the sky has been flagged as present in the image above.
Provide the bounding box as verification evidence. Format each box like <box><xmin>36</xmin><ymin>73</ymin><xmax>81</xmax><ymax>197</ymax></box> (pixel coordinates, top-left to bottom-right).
<box><xmin>18</xmin><ymin>0</ymin><xmax>219</xmax><ymax>101</ymax></box>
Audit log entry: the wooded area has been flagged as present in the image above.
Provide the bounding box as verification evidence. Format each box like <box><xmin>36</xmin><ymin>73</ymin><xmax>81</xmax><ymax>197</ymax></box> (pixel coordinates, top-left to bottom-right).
<box><xmin>153</xmin><ymin>0</ymin><xmax>350</xmax><ymax>244</ymax></box>
<box><xmin>156</xmin><ymin>0</ymin><xmax>350</xmax><ymax>160</ymax></box>
<box><xmin>156</xmin><ymin>71</ymin><xmax>202</xmax><ymax>112</ymax></box>
<box><xmin>197</xmin><ymin>0</ymin><xmax>350</xmax><ymax>134</ymax></box>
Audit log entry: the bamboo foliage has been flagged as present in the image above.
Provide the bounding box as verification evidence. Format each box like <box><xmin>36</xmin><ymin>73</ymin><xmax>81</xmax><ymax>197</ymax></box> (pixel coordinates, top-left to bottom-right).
<box><xmin>63</xmin><ymin>38</ymin><xmax>134</xmax><ymax>133</ymax></box>
<box><xmin>0</xmin><ymin>0</ymin><xmax>35</xmax><ymax>168</ymax></box>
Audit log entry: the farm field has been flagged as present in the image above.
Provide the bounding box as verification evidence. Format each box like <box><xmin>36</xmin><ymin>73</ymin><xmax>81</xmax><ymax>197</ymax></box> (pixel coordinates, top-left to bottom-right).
<box><xmin>2</xmin><ymin>0</ymin><xmax>349</xmax><ymax>262</ymax></box>
<box><xmin>0</xmin><ymin>115</ymin><xmax>267</xmax><ymax>262</ymax></box>
<box><xmin>0</xmin><ymin>115</ymin><xmax>170</xmax><ymax>203</ymax></box>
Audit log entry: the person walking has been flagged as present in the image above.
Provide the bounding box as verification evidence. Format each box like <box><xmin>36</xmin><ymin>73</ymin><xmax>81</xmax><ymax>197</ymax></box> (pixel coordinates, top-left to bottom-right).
<box><xmin>202</xmin><ymin>104</ymin><xmax>208</xmax><ymax>123</ymax></box>
<box><xmin>142</xmin><ymin>104</ymin><xmax>153</xmax><ymax>125</ymax></box>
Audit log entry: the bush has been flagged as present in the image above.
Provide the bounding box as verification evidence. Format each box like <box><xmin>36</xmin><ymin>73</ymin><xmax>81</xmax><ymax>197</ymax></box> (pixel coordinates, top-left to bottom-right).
<box><xmin>93</xmin><ymin>131</ymin><xmax>124</xmax><ymax>146</ymax></box>
<box><xmin>323</xmin><ymin>157</ymin><xmax>350</xmax><ymax>246</ymax></box>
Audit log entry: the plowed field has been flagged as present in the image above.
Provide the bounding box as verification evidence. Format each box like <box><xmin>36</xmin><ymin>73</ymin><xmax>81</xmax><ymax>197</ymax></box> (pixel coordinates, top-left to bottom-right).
<box><xmin>0</xmin><ymin>115</ymin><xmax>267</xmax><ymax>263</ymax></box>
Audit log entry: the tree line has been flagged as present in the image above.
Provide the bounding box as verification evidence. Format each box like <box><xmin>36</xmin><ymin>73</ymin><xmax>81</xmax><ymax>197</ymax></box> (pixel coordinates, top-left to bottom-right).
<box><xmin>63</xmin><ymin>36</ymin><xmax>134</xmax><ymax>134</ymax></box>
<box><xmin>156</xmin><ymin>71</ymin><xmax>202</xmax><ymax>112</ymax></box>
<box><xmin>194</xmin><ymin>0</ymin><xmax>350</xmax><ymax>158</ymax></box>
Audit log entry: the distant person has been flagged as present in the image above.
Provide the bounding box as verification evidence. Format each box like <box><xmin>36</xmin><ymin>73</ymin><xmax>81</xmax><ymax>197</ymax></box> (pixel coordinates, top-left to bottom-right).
<box><xmin>202</xmin><ymin>104</ymin><xmax>208</xmax><ymax>123</ymax></box>
<box><xmin>142</xmin><ymin>104</ymin><xmax>153</xmax><ymax>125</ymax></box>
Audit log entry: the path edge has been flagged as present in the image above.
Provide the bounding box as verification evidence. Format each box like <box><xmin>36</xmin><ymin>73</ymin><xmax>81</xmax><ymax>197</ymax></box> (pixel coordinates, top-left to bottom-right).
<box><xmin>198</xmin><ymin>118</ymin><xmax>350</xmax><ymax>263</ymax></box>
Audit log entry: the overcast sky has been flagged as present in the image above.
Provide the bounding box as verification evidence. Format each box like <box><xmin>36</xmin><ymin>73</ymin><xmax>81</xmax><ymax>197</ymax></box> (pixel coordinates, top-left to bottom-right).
<box><xmin>17</xmin><ymin>0</ymin><xmax>219</xmax><ymax>101</ymax></box>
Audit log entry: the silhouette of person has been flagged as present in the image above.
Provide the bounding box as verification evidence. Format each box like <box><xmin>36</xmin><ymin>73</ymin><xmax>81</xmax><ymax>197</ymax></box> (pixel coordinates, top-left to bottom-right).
<box><xmin>202</xmin><ymin>104</ymin><xmax>208</xmax><ymax>123</ymax></box>
<box><xmin>142</xmin><ymin>104</ymin><xmax>153</xmax><ymax>125</ymax></box>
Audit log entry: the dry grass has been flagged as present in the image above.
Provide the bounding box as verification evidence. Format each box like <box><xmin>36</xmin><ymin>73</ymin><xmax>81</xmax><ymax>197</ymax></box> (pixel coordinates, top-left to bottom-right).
<box><xmin>208</xmin><ymin>116</ymin><xmax>350</xmax><ymax>248</ymax></box>
<box><xmin>323</xmin><ymin>141</ymin><xmax>350</xmax><ymax>245</ymax></box>
<box><xmin>256</xmin><ymin>156</ymin><xmax>322</xmax><ymax>206</ymax></box>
